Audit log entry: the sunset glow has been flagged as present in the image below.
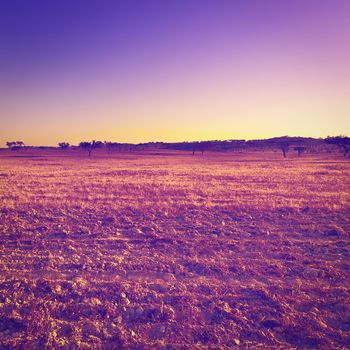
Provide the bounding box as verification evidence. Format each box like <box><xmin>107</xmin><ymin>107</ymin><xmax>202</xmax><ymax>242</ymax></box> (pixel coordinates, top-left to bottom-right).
<box><xmin>1</xmin><ymin>2</ymin><xmax>350</xmax><ymax>348</ymax></box>
<box><xmin>1</xmin><ymin>0</ymin><xmax>349</xmax><ymax>145</ymax></box>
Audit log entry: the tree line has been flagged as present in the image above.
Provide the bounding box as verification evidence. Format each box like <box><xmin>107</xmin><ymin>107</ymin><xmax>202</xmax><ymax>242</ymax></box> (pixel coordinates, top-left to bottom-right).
<box><xmin>5</xmin><ymin>136</ymin><xmax>350</xmax><ymax>158</ymax></box>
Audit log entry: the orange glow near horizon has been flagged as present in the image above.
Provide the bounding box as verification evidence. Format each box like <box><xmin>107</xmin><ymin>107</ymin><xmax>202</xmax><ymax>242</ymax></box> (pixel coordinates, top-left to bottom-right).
<box><xmin>1</xmin><ymin>1</ymin><xmax>350</xmax><ymax>146</ymax></box>
<box><xmin>2</xmin><ymin>62</ymin><xmax>349</xmax><ymax>146</ymax></box>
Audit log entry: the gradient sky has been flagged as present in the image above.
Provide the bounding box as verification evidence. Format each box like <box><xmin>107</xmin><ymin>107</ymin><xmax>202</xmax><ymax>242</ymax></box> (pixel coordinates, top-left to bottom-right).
<box><xmin>1</xmin><ymin>0</ymin><xmax>349</xmax><ymax>146</ymax></box>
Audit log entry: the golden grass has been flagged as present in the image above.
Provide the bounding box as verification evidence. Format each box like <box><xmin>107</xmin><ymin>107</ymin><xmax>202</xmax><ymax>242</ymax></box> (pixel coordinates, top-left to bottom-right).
<box><xmin>0</xmin><ymin>149</ymin><xmax>349</xmax><ymax>349</ymax></box>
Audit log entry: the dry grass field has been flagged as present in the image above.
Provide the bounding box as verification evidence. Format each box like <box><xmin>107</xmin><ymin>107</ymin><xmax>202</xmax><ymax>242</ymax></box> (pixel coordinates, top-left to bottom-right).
<box><xmin>0</xmin><ymin>149</ymin><xmax>349</xmax><ymax>349</ymax></box>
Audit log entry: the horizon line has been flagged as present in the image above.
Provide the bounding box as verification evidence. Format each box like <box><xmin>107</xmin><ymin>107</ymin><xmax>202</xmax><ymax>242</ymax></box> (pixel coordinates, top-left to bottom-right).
<box><xmin>3</xmin><ymin>134</ymin><xmax>348</xmax><ymax>148</ymax></box>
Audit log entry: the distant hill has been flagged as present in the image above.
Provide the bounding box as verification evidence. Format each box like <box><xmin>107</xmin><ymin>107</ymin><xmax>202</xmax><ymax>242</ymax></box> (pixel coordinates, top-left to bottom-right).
<box><xmin>158</xmin><ymin>136</ymin><xmax>328</xmax><ymax>153</ymax></box>
<box><xmin>1</xmin><ymin>136</ymin><xmax>342</xmax><ymax>154</ymax></box>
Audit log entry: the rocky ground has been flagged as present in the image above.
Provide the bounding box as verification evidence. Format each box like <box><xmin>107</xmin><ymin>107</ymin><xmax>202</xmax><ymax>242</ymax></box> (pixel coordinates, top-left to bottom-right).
<box><xmin>0</xmin><ymin>149</ymin><xmax>349</xmax><ymax>349</ymax></box>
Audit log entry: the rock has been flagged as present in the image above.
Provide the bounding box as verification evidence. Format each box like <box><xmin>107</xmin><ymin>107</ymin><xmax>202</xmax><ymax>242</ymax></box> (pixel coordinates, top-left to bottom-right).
<box><xmin>90</xmin><ymin>297</ymin><xmax>102</xmax><ymax>306</ymax></box>
<box><xmin>162</xmin><ymin>305</ymin><xmax>176</xmax><ymax>321</ymax></box>
<box><xmin>120</xmin><ymin>292</ymin><xmax>131</xmax><ymax>306</ymax></box>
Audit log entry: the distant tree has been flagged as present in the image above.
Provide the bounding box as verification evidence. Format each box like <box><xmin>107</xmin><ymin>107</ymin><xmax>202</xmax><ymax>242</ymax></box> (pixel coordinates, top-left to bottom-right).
<box><xmin>104</xmin><ymin>141</ymin><xmax>112</xmax><ymax>152</ymax></box>
<box><xmin>279</xmin><ymin>142</ymin><xmax>289</xmax><ymax>158</ymax></box>
<box><xmin>104</xmin><ymin>141</ymin><xmax>121</xmax><ymax>152</ymax></box>
<box><xmin>325</xmin><ymin>136</ymin><xmax>350</xmax><ymax>157</ymax></box>
<box><xmin>191</xmin><ymin>142</ymin><xmax>197</xmax><ymax>155</ymax></box>
<box><xmin>79</xmin><ymin>140</ymin><xmax>103</xmax><ymax>157</ymax></box>
<box><xmin>58</xmin><ymin>142</ymin><xmax>70</xmax><ymax>149</ymax></box>
<box><xmin>6</xmin><ymin>141</ymin><xmax>25</xmax><ymax>150</ymax></box>
<box><xmin>294</xmin><ymin>146</ymin><xmax>306</xmax><ymax>157</ymax></box>
<box><xmin>199</xmin><ymin>141</ymin><xmax>211</xmax><ymax>155</ymax></box>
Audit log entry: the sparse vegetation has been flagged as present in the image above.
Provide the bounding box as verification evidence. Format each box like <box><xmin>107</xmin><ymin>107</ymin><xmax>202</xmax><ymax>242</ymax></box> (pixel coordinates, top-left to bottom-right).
<box><xmin>79</xmin><ymin>140</ymin><xmax>103</xmax><ymax>157</ymax></box>
<box><xmin>4</xmin><ymin>136</ymin><xmax>348</xmax><ymax>157</ymax></box>
<box><xmin>104</xmin><ymin>141</ymin><xmax>122</xmax><ymax>152</ymax></box>
<box><xmin>0</xmin><ymin>150</ymin><xmax>349</xmax><ymax>349</ymax></box>
<box><xmin>279</xmin><ymin>142</ymin><xmax>289</xmax><ymax>158</ymax></box>
<box><xmin>58</xmin><ymin>142</ymin><xmax>70</xmax><ymax>149</ymax></box>
<box><xmin>294</xmin><ymin>146</ymin><xmax>306</xmax><ymax>157</ymax></box>
<box><xmin>6</xmin><ymin>141</ymin><xmax>25</xmax><ymax>150</ymax></box>
<box><xmin>325</xmin><ymin>136</ymin><xmax>350</xmax><ymax>157</ymax></box>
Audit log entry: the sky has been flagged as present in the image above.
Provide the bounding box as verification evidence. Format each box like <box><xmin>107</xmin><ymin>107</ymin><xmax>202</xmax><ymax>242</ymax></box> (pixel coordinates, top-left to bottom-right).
<box><xmin>0</xmin><ymin>0</ymin><xmax>349</xmax><ymax>146</ymax></box>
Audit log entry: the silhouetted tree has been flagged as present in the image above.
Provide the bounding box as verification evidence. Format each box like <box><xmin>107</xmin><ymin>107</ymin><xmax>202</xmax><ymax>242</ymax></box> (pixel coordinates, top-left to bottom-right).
<box><xmin>79</xmin><ymin>140</ymin><xmax>103</xmax><ymax>157</ymax></box>
<box><xmin>58</xmin><ymin>142</ymin><xmax>70</xmax><ymax>149</ymax></box>
<box><xmin>104</xmin><ymin>141</ymin><xmax>112</xmax><ymax>152</ymax></box>
<box><xmin>104</xmin><ymin>141</ymin><xmax>121</xmax><ymax>152</ymax></box>
<box><xmin>294</xmin><ymin>146</ymin><xmax>306</xmax><ymax>157</ymax></box>
<box><xmin>325</xmin><ymin>136</ymin><xmax>350</xmax><ymax>157</ymax></box>
<box><xmin>6</xmin><ymin>141</ymin><xmax>25</xmax><ymax>150</ymax></box>
<box><xmin>279</xmin><ymin>142</ymin><xmax>289</xmax><ymax>158</ymax></box>
<box><xmin>191</xmin><ymin>142</ymin><xmax>196</xmax><ymax>155</ymax></box>
<box><xmin>199</xmin><ymin>141</ymin><xmax>212</xmax><ymax>155</ymax></box>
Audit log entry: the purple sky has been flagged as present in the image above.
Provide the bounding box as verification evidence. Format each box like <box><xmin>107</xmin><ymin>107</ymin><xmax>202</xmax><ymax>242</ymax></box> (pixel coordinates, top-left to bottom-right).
<box><xmin>1</xmin><ymin>0</ymin><xmax>349</xmax><ymax>145</ymax></box>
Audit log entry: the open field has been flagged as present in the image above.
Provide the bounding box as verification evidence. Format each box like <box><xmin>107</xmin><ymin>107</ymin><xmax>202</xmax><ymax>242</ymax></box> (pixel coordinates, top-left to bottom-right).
<box><xmin>0</xmin><ymin>149</ymin><xmax>350</xmax><ymax>349</ymax></box>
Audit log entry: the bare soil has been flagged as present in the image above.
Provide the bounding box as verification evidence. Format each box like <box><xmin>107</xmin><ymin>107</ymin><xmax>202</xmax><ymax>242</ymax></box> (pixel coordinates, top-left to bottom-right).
<box><xmin>0</xmin><ymin>149</ymin><xmax>349</xmax><ymax>349</ymax></box>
